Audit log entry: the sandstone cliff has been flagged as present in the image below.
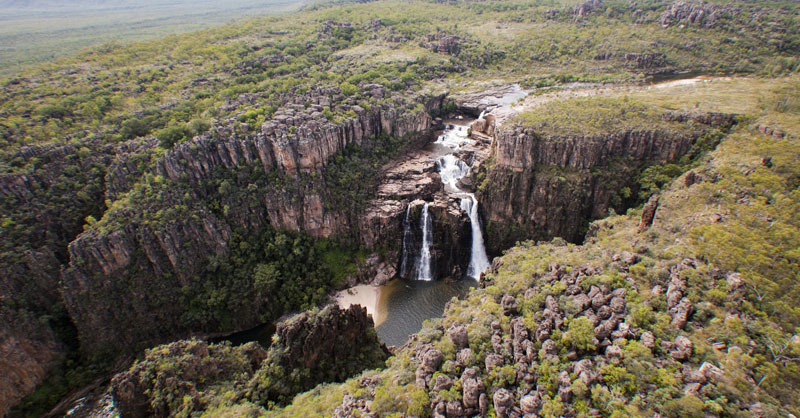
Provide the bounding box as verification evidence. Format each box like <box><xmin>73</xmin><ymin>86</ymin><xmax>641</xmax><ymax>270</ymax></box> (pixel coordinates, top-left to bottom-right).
<box><xmin>476</xmin><ymin>111</ymin><xmax>736</xmax><ymax>253</ymax></box>
<box><xmin>0</xmin><ymin>140</ymin><xmax>116</xmax><ymax>416</ymax></box>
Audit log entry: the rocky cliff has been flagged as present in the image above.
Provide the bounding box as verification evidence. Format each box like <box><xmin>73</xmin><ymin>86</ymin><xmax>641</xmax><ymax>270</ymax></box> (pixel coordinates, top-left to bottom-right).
<box><xmin>110</xmin><ymin>304</ymin><xmax>388</xmax><ymax>418</ymax></box>
<box><xmin>0</xmin><ymin>308</ymin><xmax>62</xmax><ymax>417</ymax></box>
<box><xmin>61</xmin><ymin>87</ymin><xmax>446</xmax><ymax>357</ymax></box>
<box><xmin>247</xmin><ymin>304</ymin><xmax>390</xmax><ymax>405</ymax></box>
<box><xmin>476</xmin><ymin>111</ymin><xmax>736</xmax><ymax>253</ymax></box>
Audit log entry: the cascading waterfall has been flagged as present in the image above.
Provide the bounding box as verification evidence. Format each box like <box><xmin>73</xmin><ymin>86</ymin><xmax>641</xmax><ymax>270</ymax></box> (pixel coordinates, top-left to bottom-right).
<box><xmin>415</xmin><ymin>203</ymin><xmax>433</xmax><ymax>281</ymax></box>
<box><xmin>436</xmin><ymin>155</ymin><xmax>471</xmax><ymax>190</ymax></box>
<box><xmin>399</xmin><ymin>204</ymin><xmax>413</xmax><ymax>278</ymax></box>
<box><xmin>460</xmin><ymin>195</ymin><xmax>491</xmax><ymax>279</ymax></box>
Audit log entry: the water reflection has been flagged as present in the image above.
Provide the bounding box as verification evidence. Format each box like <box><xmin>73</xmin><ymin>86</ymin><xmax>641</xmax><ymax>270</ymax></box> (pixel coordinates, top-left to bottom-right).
<box><xmin>374</xmin><ymin>277</ymin><xmax>477</xmax><ymax>347</ymax></box>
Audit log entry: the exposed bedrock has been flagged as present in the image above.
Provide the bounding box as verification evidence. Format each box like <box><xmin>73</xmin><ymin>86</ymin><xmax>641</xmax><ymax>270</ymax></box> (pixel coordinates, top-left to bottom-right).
<box><xmin>476</xmin><ymin>112</ymin><xmax>736</xmax><ymax>253</ymax></box>
<box><xmin>62</xmin><ymin>91</ymin><xmax>448</xmax><ymax>356</ymax></box>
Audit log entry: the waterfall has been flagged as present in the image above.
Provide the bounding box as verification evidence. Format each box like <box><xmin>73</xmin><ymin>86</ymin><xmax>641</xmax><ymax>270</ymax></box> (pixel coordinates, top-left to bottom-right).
<box><xmin>415</xmin><ymin>203</ymin><xmax>433</xmax><ymax>281</ymax></box>
<box><xmin>460</xmin><ymin>194</ymin><xmax>490</xmax><ymax>279</ymax></box>
<box><xmin>436</xmin><ymin>155</ymin><xmax>470</xmax><ymax>190</ymax></box>
<box><xmin>399</xmin><ymin>204</ymin><xmax>413</xmax><ymax>278</ymax></box>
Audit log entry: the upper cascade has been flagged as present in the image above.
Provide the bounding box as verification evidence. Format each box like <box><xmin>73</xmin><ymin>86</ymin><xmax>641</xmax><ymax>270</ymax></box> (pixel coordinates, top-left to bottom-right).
<box><xmin>436</xmin><ymin>154</ymin><xmax>471</xmax><ymax>191</ymax></box>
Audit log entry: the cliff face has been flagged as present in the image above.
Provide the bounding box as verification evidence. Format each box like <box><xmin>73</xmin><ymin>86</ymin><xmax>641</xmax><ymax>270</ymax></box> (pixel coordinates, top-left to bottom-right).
<box><xmin>0</xmin><ymin>308</ymin><xmax>62</xmax><ymax>417</ymax></box>
<box><xmin>477</xmin><ymin>112</ymin><xmax>736</xmax><ymax>252</ymax></box>
<box><xmin>62</xmin><ymin>90</ymin><xmax>445</xmax><ymax>356</ymax></box>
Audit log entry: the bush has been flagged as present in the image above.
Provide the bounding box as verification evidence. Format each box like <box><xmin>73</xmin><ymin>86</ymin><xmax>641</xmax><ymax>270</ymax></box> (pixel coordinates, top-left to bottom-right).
<box><xmin>120</xmin><ymin>118</ymin><xmax>151</xmax><ymax>139</ymax></box>
<box><xmin>339</xmin><ymin>82</ymin><xmax>359</xmax><ymax>97</ymax></box>
<box><xmin>661</xmin><ymin>395</ymin><xmax>705</xmax><ymax>418</ymax></box>
<box><xmin>157</xmin><ymin>124</ymin><xmax>190</xmax><ymax>148</ymax></box>
<box><xmin>563</xmin><ymin>317</ymin><xmax>596</xmax><ymax>351</ymax></box>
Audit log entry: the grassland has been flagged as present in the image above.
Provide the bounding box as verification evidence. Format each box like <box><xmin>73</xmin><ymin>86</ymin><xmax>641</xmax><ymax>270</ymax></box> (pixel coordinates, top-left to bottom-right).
<box><xmin>0</xmin><ymin>0</ymin><xmax>307</xmax><ymax>77</ymax></box>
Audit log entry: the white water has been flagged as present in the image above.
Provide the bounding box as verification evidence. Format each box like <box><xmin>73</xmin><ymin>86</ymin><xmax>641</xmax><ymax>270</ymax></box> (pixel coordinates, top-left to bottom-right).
<box><xmin>399</xmin><ymin>204</ymin><xmax>413</xmax><ymax>278</ymax></box>
<box><xmin>460</xmin><ymin>194</ymin><xmax>491</xmax><ymax>279</ymax></box>
<box><xmin>436</xmin><ymin>155</ymin><xmax>471</xmax><ymax>191</ymax></box>
<box><xmin>415</xmin><ymin>203</ymin><xmax>433</xmax><ymax>281</ymax></box>
<box><xmin>434</xmin><ymin>124</ymin><xmax>470</xmax><ymax>149</ymax></box>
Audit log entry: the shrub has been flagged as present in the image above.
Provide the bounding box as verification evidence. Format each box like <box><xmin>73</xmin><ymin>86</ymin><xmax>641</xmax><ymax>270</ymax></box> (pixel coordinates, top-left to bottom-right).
<box><xmin>661</xmin><ymin>395</ymin><xmax>705</xmax><ymax>418</ymax></box>
<box><xmin>563</xmin><ymin>317</ymin><xmax>596</xmax><ymax>351</ymax></box>
<box><xmin>339</xmin><ymin>82</ymin><xmax>359</xmax><ymax>97</ymax></box>
<box><xmin>157</xmin><ymin>124</ymin><xmax>190</xmax><ymax>148</ymax></box>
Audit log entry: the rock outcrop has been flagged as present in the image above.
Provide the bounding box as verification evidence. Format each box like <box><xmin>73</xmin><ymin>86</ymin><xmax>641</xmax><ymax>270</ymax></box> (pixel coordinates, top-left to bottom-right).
<box><xmin>111</xmin><ymin>339</ymin><xmax>267</xmax><ymax>418</ymax></box>
<box><xmin>658</xmin><ymin>1</ymin><xmax>727</xmax><ymax>27</ymax></box>
<box><xmin>111</xmin><ymin>304</ymin><xmax>387</xmax><ymax>418</ymax></box>
<box><xmin>0</xmin><ymin>308</ymin><xmax>62</xmax><ymax>417</ymax></box>
<box><xmin>0</xmin><ymin>139</ymin><xmax>117</xmax><ymax>413</ymax></box>
<box><xmin>246</xmin><ymin>304</ymin><xmax>390</xmax><ymax>405</ymax></box>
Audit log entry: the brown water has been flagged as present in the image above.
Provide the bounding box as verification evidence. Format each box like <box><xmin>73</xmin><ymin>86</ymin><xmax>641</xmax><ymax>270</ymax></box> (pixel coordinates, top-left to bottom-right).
<box><xmin>373</xmin><ymin>277</ymin><xmax>477</xmax><ymax>347</ymax></box>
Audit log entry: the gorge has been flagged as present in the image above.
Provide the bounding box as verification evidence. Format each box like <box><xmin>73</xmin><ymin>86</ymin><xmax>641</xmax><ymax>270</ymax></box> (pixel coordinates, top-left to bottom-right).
<box><xmin>2</xmin><ymin>0</ymin><xmax>799</xmax><ymax>415</ymax></box>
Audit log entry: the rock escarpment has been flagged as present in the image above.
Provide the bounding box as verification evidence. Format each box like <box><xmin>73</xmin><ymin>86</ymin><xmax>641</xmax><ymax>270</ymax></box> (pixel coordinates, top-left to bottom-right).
<box><xmin>62</xmin><ymin>88</ymin><xmax>446</xmax><ymax>356</ymax></box>
<box><xmin>110</xmin><ymin>304</ymin><xmax>388</xmax><ymax>418</ymax></box>
<box><xmin>0</xmin><ymin>309</ymin><xmax>62</xmax><ymax>417</ymax></box>
<box><xmin>476</xmin><ymin>112</ymin><xmax>735</xmax><ymax>253</ymax></box>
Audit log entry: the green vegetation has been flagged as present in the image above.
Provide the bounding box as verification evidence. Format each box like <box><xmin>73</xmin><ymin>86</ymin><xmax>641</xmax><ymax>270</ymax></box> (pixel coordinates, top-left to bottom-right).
<box><xmin>515</xmin><ymin>96</ymin><xmax>683</xmax><ymax>137</ymax></box>
<box><xmin>254</xmin><ymin>77</ymin><xmax>800</xmax><ymax>418</ymax></box>
<box><xmin>2</xmin><ymin>0</ymin><xmax>800</xmax><ymax>416</ymax></box>
<box><xmin>179</xmin><ymin>228</ymin><xmax>349</xmax><ymax>330</ymax></box>
<box><xmin>0</xmin><ymin>0</ymin><xmax>307</xmax><ymax>77</ymax></box>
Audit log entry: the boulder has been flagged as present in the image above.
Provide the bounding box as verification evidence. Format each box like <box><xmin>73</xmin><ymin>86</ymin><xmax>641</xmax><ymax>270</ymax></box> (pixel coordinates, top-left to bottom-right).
<box><xmin>501</xmin><ymin>294</ymin><xmax>520</xmax><ymax>315</ymax></box>
<box><xmin>639</xmin><ymin>331</ymin><xmax>656</xmax><ymax>350</ymax></box>
<box><xmin>485</xmin><ymin>353</ymin><xmax>505</xmax><ymax>372</ymax></box>
<box><xmin>456</xmin><ymin>348</ymin><xmax>474</xmax><ymax>366</ymax></box>
<box><xmin>432</xmin><ymin>374</ymin><xmax>454</xmax><ymax>392</ymax></box>
<box><xmin>606</xmin><ymin>344</ymin><xmax>623</xmax><ymax>359</ymax></box>
<box><xmin>421</xmin><ymin>348</ymin><xmax>444</xmax><ymax>372</ymax></box>
<box><xmin>671</xmin><ymin>297</ymin><xmax>694</xmax><ymax>329</ymax></box>
<box><xmin>493</xmin><ymin>388</ymin><xmax>514</xmax><ymax>418</ymax></box>
<box><xmin>699</xmin><ymin>362</ymin><xmax>724</xmax><ymax>382</ymax></box>
<box><xmin>670</xmin><ymin>336</ymin><xmax>693</xmax><ymax>361</ymax></box>
<box><xmin>448</xmin><ymin>325</ymin><xmax>469</xmax><ymax>350</ymax></box>
<box><xmin>609</xmin><ymin>296</ymin><xmax>626</xmax><ymax>314</ymax></box>
<box><xmin>520</xmin><ymin>392</ymin><xmax>541</xmax><ymax>414</ymax></box>
<box><xmin>638</xmin><ymin>195</ymin><xmax>659</xmax><ymax>232</ymax></box>
<box><xmin>462</xmin><ymin>367</ymin><xmax>485</xmax><ymax>409</ymax></box>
